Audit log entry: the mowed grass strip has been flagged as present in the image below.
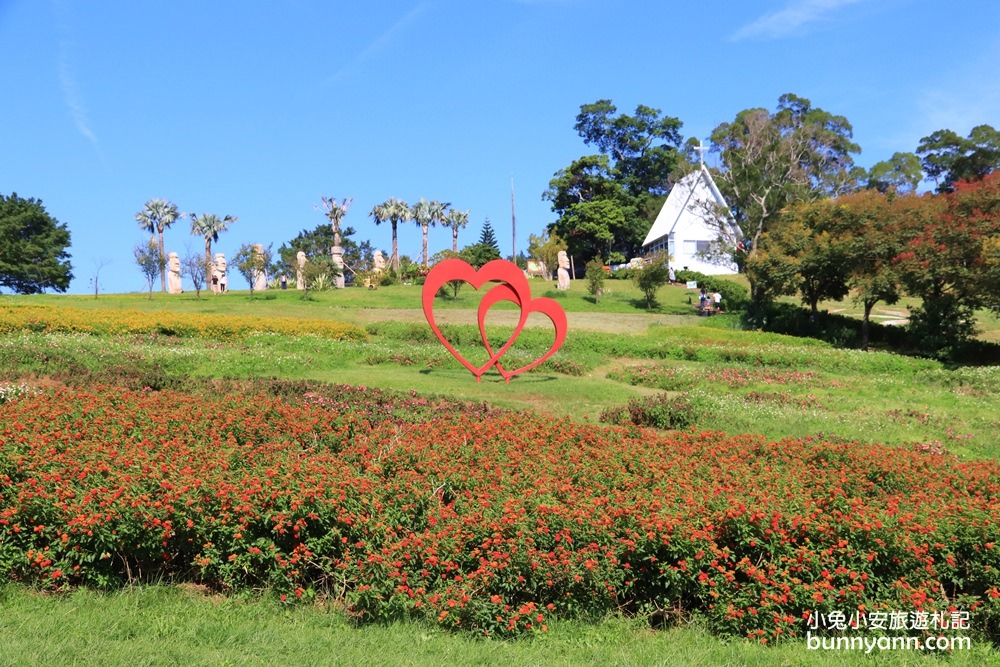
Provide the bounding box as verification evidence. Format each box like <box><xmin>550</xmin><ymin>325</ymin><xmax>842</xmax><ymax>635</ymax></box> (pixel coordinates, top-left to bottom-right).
<box><xmin>1</xmin><ymin>585</ymin><xmax>996</xmax><ymax>667</ymax></box>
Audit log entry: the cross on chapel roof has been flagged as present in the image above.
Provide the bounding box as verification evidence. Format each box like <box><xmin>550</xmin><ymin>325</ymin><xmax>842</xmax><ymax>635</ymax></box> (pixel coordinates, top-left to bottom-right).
<box><xmin>693</xmin><ymin>140</ymin><xmax>708</xmax><ymax>165</ymax></box>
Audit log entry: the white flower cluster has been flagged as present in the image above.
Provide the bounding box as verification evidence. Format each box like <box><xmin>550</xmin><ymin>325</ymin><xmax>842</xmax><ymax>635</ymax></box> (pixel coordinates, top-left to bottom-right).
<box><xmin>0</xmin><ymin>382</ymin><xmax>38</xmax><ymax>404</ymax></box>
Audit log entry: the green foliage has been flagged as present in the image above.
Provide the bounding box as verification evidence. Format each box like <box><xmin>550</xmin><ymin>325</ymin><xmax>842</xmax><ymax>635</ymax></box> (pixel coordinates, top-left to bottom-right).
<box><xmin>477</xmin><ymin>218</ymin><xmax>500</xmax><ymax>253</ymax></box>
<box><xmin>459</xmin><ymin>242</ymin><xmax>500</xmax><ymax>269</ymax></box>
<box><xmin>0</xmin><ymin>193</ymin><xmax>73</xmax><ymax>294</ymax></box>
<box><xmin>633</xmin><ymin>256</ymin><xmax>672</xmax><ymax>309</ymax></box>
<box><xmin>277</xmin><ymin>224</ymin><xmax>373</xmax><ymax>280</ymax></box>
<box><xmin>188</xmin><ymin>212</ymin><xmax>236</xmax><ymax>266</ymax></box>
<box><xmin>600</xmin><ymin>391</ymin><xmax>714</xmax><ymax>430</ymax></box>
<box><xmin>232</xmin><ymin>243</ymin><xmax>272</xmax><ymax>298</ymax></box>
<box><xmin>370</xmin><ymin>198</ymin><xmax>411</xmax><ymax>276</ymax></box>
<box><xmin>584</xmin><ymin>257</ymin><xmax>605</xmax><ymax>303</ymax></box>
<box><xmin>443</xmin><ymin>207</ymin><xmax>470</xmax><ymax>252</ymax></box>
<box><xmin>411</xmin><ymin>198</ymin><xmax>448</xmax><ymax>267</ymax></box>
<box><xmin>710</xmin><ymin>94</ymin><xmax>862</xmax><ymax>304</ymax></box>
<box><xmin>867</xmin><ymin>152</ymin><xmax>922</xmax><ymax>194</ymax></box>
<box><xmin>133</xmin><ymin>238</ymin><xmax>163</xmax><ymax>299</ymax></box>
<box><xmin>545</xmin><ymin>101</ymin><xmax>683</xmax><ymax>261</ymax></box>
<box><xmin>135</xmin><ymin>198</ymin><xmax>182</xmax><ymax>293</ymax></box>
<box><xmin>527</xmin><ymin>231</ymin><xmax>566</xmax><ymax>279</ymax></box>
<box><xmin>917</xmin><ymin>124</ymin><xmax>1000</xmax><ymax>192</ymax></box>
<box><xmin>674</xmin><ymin>271</ymin><xmax>749</xmax><ymax>311</ymax></box>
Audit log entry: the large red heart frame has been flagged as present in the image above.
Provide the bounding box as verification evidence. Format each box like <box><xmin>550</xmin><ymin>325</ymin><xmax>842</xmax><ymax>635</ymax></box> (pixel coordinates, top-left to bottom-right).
<box><xmin>421</xmin><ymin>259</ymin><xmax>567</xmax><ymax>382</ymax></box>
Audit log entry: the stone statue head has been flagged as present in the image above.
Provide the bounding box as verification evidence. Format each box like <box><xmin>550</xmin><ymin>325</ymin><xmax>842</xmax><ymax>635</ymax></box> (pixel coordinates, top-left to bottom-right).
<box><xmin>297</xmin><ymin>250</ymin><xmax>306</xmax><ymax>267</ymax></box>
<box><xmin>557</xmin><ymin>250</ymin><xmax>569</xmax><ymax>269</ymax></box>
<box><xmin>214</xmin><ymin>252</ymin><xmax>226</xmax><ymax>272</ymax></box>
<box><xmin>168</xmin><ymin>252</ymin><xmax>180</xmax><ymax>271</ymax></box>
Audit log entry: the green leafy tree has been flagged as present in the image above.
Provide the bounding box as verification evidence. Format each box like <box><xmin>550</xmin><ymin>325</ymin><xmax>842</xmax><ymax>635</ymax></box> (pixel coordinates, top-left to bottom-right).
<box><xmin>633</xmin><ymin>254</ymin><xmax>671</xmax><ymax>309</ymax></box>
<box><xmin>585</xmin><ymin>257</ymin><xmax>606</xmax><ymax>303</ymax></box>
<box><xmin>709</xmin><ymin>93</ymin><xmax>861</xmax><ymax>313</ymax></box>
<box><xmin>917</xmin><ymin>125</ymin><xmax>1000</xmax><ymax>193</ymax></box>
<box><xmin>444</xmin><ymin>207</ymin><xmax>469</xmax><ymax>252</ymax></box>
<box><xmin>189</xmin><ymin>213</ymin><xmax>237</xmax><ymax>268</ymax></box>
<box><xmin>412</xmin><ymin>198</ymin><xmax>448</xmax><ymax>267</ymax></box>
<box><xmin>478</xmin><ymin>218</ymin><xmax>500</xmax><ymax>254</ymax></box>
<box><xmin>0</xmin><ymin>193</ymin><xmax>73</xmax><ymax>293</ymax></box>
<box><xmin>460</xmin><ymin>242</ymin><xmax>500</xmax><ymax>269</ymax></box>
<box><xmin>527</xmin><ymin>230</ymin><xmax>566</xmax><ymax>280</ymax></box>
<box><xmin>866</xmin><ymin>152</ymin><xmax>923</xmax><ymax>194</ymax></box>
<box><xmin>573</xmin><ymin>99</ymin><xmax>682</xmax><ymax>196</ymax></box>
<box><xmin>545</xmin><ymin>101</ymin><xmax>683</xmax><ymax>262</ymax></box>
<box><xmin>276</xmin><ymin>224</ymin><xmax>373</xmax><ymax>281</ymax></box>
<box><xmin>764</xmin><ymin>202</ymin><xmax>851</xmax><ymax>314</ymax></box>
<box><xmin>135</xmin><ymin>198</ymin><xmax>183</xmax><ymax>292</ymax></box>
<box><xmin>232</xmin><ymin>243</ymin><xmax>272</xmax><ymax>299</ymax></box>
<box><xmin>370</xmin><ymin>197</ymin><xmax>410</xmax><ymax>276</ymax></box>
<box><xmin>134</xmin><ymin>238</ymin><xmax>163</xmax><ymax>300</ymax></box>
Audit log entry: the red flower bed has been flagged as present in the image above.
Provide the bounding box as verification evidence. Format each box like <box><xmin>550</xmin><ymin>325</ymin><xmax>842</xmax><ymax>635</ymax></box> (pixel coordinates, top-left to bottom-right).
<box><xmin>1</xmin><ymin>384</ymin><xmax>999</xmax><ymax>641</ymax></box>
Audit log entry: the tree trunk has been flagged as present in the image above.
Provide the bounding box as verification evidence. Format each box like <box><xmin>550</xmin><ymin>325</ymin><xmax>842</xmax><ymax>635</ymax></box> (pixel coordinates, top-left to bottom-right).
<box><xmin>391</xmin><ymin>223</ymin><xmax>400</xmax><ymax>276</ymax></box>
<box><xmin>158</xmin><ymin>229</ymin><xmax>167</xmax><ymax>292</ymax></box>
<box><xmin>422</xmin><ymin>224</ymin><xmax>429</xmax><ymax>267</ymax></box>
<box><xmin>861</xmin><ymin>299</ymin><xmax>875</xmax><ymax>351</ymax></box>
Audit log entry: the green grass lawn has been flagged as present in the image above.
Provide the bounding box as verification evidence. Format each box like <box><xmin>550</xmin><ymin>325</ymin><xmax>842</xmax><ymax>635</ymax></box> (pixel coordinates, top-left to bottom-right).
<box><xmin>1</xmin><ymin>284</ymin><xmax>998</xmax><ymax>664</ymax></box>
<box><xmin>1</xmin><ymin>585</ymin><xmax>994</xmax><ymax>667</ymax></box>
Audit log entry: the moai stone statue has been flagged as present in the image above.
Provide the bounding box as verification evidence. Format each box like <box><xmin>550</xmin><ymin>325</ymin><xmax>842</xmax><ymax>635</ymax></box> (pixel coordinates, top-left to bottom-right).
<box><xmin>557</xmin><ymin>250</ymin><xmax>571</xmax><ymax>290</ymax></box>
<box><xmin>167</xmin><ymin>252</ymin><xmax>183</xmax><ymax>294</ymax></box>
<box><xmin>252</xmin><ymin>243</ymin><xmax>268</xmax><ymax>292</ymax></box>
<box><xmin>296</xmin><ymin>251</ymin><xmax>306</xmax><ymax>290</ymax></box>
<box><xmin>213</xmin><ymin>253</ymin><xmax>228</xmax><ymax>294</ymax></box>
<box><xmin>331</xmin><ymin>246</ymin><xmax>345</xmax><ymax>289</ymax></box>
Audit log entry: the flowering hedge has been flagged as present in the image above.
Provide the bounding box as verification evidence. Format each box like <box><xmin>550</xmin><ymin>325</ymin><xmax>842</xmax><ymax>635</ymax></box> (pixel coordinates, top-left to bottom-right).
<box><xmin>1</xmin><ymin>383</ymin><xmax>999</xmax><ymax>642</ymax></box>
<box><xmin>0</xmin><ymin>304</ymin><xmax>367</xmax><ymax>342</ymax></box>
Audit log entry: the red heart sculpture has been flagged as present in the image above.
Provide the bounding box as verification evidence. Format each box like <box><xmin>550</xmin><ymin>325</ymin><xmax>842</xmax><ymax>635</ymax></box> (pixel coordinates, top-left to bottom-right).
<box><xmin>421</xmin><ymin>258</ymin><xmax>567</xmax><ymax>382</ymax></box>
<box><xmin>476</xmin><ymin>282</ymin><xmax>567</xmax><ymax>381</ymax></box>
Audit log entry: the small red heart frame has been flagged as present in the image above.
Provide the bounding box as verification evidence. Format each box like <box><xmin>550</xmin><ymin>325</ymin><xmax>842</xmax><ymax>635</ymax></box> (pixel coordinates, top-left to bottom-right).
<box><xmin>421</xmin><ymin>258</ymin><xmax>567</xmax><ymax>382</ymax></box>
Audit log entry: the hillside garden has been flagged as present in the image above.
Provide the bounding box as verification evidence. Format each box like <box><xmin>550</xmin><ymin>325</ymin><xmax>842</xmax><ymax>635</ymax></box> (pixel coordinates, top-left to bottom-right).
<box><xmin>1</xmin><ymin>278</ymin><xmax>999</xmax><ymax>664</ymax></box>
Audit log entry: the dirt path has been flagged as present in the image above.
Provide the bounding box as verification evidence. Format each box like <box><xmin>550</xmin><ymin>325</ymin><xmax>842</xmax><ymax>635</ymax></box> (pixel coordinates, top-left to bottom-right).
<box><xmin>333</xmin><ymin>307</ymin><xmax>688</xmax><ymax>333</ymax></box>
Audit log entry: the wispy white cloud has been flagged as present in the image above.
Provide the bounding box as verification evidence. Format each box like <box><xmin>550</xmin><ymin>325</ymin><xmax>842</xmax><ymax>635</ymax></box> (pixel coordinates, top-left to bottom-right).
<box><xmin>323</xmin><ymin>2</ymin><xmax>430</xmax><ymax>86</ymax></box>
<box><xmin>731</xmin><ymin>0</ymin><xmax>866</xmax><ymax>41</ymax></box>
<box><xmin>58</xmin><ymin>47</ymin><xmax>98</xmax><ymax>147</ymax></box>
<box><xmin>52</xmin><ymin>0</ymin><xmax>104</xmax><ymax>162</ymax></box>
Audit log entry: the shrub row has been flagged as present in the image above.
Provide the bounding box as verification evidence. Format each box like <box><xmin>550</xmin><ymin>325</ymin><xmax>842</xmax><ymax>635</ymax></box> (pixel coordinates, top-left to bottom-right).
<box><xmin>1</xmin><ymin>383</ymin><xmax>998</xmax><ymax>643</ymax></box>
<box><xmin>0</xmin><ymin>304</ymin><xmax>368</xmax><ymax>342</ymax></box>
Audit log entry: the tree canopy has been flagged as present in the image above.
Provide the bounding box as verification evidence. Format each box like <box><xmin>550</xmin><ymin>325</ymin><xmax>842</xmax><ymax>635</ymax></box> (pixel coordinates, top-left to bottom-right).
<box><xmin>0</xmin><ymin>193</ymin><xmax>73</xmax><ymax>294</ymax></box>
<box><xmin>276</xmin><ymin>224</ymin><xmax>374</xmax><ymax>279</ymax></box>
<box><xmin>709</xmin><ymin>93</ymin><xmax>861</xmax><ymax>310</ymax></box>
<box><xmin>545</xmin><ymin>100</ymin><xmax>683</xmax><ymax>262</ymax></box>
<box><xmin>917</xmin><ymin>124</ymin><xmax>1000</xmax><ymax>192</ymax></box>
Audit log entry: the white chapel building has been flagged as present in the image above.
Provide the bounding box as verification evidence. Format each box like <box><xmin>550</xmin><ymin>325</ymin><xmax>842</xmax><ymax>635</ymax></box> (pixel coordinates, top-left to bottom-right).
<box><xmin>641</xmin><ymin>154</ymin><xmax>741</xmax><ymax>275</ymax></box>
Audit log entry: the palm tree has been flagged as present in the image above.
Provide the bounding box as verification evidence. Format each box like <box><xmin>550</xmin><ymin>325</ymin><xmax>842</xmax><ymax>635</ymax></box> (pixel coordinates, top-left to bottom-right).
<box><xmin>320</xmin><ymin>196</ymin><xmax>353</xmax><ymax>247</ymax></box>
<box><xmin>189</xmin><ymin>213</ymin><xmax>237</xmax><ymax>268</ymax></box>
<box><xmin>135</xmin><ymin>198</ymin><xmax>183</xmax><ymax>292</ymax></box>
<box><xmin>411</xmin><ymin>199</ymin><xmax>449</xmax><ymax>267</ymax></box>
<box><xmin>444</xmin><ymin>208</ymin><xmax>470</xmax><ymax>253</ymax></box>
<box><xmin>369</xmin><ymin>197</ymin><xmax>410</xmax><ymax>276</ymax></box>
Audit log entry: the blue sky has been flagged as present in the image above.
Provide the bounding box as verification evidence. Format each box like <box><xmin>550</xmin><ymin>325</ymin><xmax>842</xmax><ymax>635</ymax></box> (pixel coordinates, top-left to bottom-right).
<box><xmin>2</xmin><ymin>0</ymin><xmax>998</xmax><ymax>294</ymax></box>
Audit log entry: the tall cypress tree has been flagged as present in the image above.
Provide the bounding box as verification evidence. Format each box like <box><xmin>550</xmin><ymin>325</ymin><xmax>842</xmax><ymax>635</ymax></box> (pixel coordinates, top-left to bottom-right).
<box><xmin>478</xmin><ymin>218</ymin><xmax>500</xmax><ymax>253</ymax></box>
